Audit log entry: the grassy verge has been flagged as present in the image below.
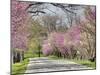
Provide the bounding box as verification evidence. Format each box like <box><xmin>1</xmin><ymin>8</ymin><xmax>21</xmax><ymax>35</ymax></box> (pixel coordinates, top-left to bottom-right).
<box><xmin>48</xmin><ymin>55</ymin><xmax>64</xmax><ymax>59</ymax></box>
<box><xmin>12</xmin><ymin>49</ymin><xmax>44</xmax><ymax>75</ymax></box>
<box><xmin>70</xmin><ymin>59</ymin><xmax>96</xmax><ymax>69</ymax></box>
<box><xmin>48</xmin><ymin>55</ymin><xmax>96</xmax><ymax>69</ymax></box>
<box><xmin>24</xmin><ymin>49</ymin><xmax>44</xmax><ymax>59</ymax></box>
<box><xmin>12</xmin><ymin>58</ymin><xmax>29</xmax><ymax>75</ymax></box>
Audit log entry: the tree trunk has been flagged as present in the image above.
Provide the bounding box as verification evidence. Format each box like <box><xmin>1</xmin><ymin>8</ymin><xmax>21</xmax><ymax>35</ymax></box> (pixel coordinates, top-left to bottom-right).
<box><xmin>20</xmin><ymin>51</ymin><xmax>24</xmax><ymax>62</ymax></box>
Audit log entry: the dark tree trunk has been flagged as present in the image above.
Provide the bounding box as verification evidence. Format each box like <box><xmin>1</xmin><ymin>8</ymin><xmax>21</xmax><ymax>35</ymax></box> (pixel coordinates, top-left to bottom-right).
<box><xmin>16</xmin><ymin>52</ymin><xmax>21</xmax><ymax>62</ymax></box>
<box><xmin>13</xmin><ymin>51</ymin><xmax>24</xmax><ymax>63</ymax></box>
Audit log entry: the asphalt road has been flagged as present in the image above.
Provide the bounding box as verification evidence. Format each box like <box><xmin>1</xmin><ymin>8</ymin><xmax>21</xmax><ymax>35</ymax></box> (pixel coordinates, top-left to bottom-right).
<box><xmin>24</xmin><ymin>57</ymin><xmax>93</xmax><ymax>74</ymax></box>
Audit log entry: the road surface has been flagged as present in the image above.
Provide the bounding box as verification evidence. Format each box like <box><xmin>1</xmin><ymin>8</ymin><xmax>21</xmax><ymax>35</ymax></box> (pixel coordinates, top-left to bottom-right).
<box><xmin>24</xmin><ymin>57</ymin><xmax>92</xmax><ymax>74</ymax></box>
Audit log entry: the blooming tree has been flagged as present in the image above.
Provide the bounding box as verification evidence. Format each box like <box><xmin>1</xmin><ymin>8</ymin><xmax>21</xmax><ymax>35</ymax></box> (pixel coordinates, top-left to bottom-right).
<box><xmin>42</xmin><ymin>26</ymin><xmax>81</xmax><ymax>58</ymax></box>
<box><xmin>11</xmin><ymin>0</ymin><xmax>30</xmax><ymax>63</ymax></box>
<box><xmin>42</xmin><ymin>40</ymin><xmax>53</xmax><ymax>56</ymax></box>
<box><xmin>78</xmin><ymin>6</ymin><xmax>96</xmax><ymax>60</ymax></box>
<box><xmin>11</xmin><ymin>0</ymin><xmax>30</xmax><ymax>50</ymax></box>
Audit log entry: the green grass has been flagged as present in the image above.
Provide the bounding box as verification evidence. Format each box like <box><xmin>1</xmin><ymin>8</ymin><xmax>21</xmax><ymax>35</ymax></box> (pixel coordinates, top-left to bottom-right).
<box><xmin>12</xmin><ymin>58</ymin><xmax>29</xmax><ymax>75</ymax></box>
<box><xmin>48</xmin><ymin>55</ymin><xmax>59</xmax><ymax>59</ymax></box>
<box><xmin>70</xmin><ymin>59</ymin><xmax>96</xmax><ymax>69</ymax></box>
<box><xmin>48</xmin><ymin>55</ymin><xmax>96</xmax><ymax>69</ymax></box>
<box><xmin>12</xmin><ymin>49</ymin><xmax>44</xmax><ymax>75</ymax></box>
<box><xmin>48</xmin><ymin>55</ymin><xmax>64</xmax><ymax>59</ymax></box>
<box><xmin>24</xmin><ymin>49</ymin><xmax>44</xmax><ymax>59</ymax></box>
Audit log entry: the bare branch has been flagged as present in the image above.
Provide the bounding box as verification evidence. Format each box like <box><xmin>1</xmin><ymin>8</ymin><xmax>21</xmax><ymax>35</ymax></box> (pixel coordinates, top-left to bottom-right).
<box><xmin>28</xmin><ymin>10</ymin><xmax>46</xmax><ymax>14</ymax></box>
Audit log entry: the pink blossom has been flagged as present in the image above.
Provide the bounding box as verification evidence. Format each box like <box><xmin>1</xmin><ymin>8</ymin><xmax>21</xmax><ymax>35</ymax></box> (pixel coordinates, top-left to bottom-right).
<box><xmin>11</xmin><ymin>0</ymin><xmax>30</xmax><ymax>50</ymax></box>
<box><xmin>49</xmin><ymin>32</ymin><xmax>64</xmax><ymax>47</ymax></box>
<box><xmin>42</xmin><ymin>43</ymin><xmax>53</xmax><ymax>56</ymax></box>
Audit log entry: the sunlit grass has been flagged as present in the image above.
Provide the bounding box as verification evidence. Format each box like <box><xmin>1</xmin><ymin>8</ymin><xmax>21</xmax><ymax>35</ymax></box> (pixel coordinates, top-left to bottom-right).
<box><xmin>48</xmin><ymin>55</ymin><xmax>63</xmax><ymax>59</ymax></box>
<box><xmin>49</xmin><ymin>55</ymin><xmax>96</xmax><ymax>69</ymax></box>
<box><xmin>70</xmin><ymin>59</ymin><xmax>96</xmax><ymax>69</ymax></box>
<box><xmin>12</xmin><ymin>58</ymin><xmax>29</xmax><ymax>75</ymax></box>
<box><xmin>24</xmin><ymin>49</ymin><xmax>44</xmax><ymax>59</ymax></box>
<box><xmin>12</xmin><ymin>49</ymin><xmax>44</xmax><ymax>75</ymax></box>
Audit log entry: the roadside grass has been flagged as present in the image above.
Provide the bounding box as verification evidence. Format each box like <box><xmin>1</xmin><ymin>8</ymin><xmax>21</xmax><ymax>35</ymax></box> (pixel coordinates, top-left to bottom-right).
<box><xmin>12</xmin><ymin>49</ymin><xmax>44</xmax><ymax>75</ymax></box>
<box><xmin>24</xmin><ymin>49</ymin><xmax>44</xmax><ymax>59</ymax></box>
<box><xmin>12</xmin><ymin>58</ymin><xmax>29</xmax><ymax>75</ymax></box>
<box><xmin>48</xmin><ymin>55</ymin><xmax>96</xmax><ymax>69</ymax></box>
<box><xmin>12</xmin><ymin>50</ymin><xmax>32</xmax><ymax>75</ymax></box>
<box><xmin>48</xmin><ymin>55</ymin><xmax>64</xmax><ymax>59</ymax></box>
<box><xmin>70</xmin><ymin>59</ymin><xmax>96</xmax><ymax>69</ymax></box>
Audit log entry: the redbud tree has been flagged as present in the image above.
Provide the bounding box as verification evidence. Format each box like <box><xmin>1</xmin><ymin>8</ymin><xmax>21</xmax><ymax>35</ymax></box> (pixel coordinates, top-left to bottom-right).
<box><xmin>11</xmin><ymin>0</ymin><xmax>30</xmax><ymax>51</ymax></box>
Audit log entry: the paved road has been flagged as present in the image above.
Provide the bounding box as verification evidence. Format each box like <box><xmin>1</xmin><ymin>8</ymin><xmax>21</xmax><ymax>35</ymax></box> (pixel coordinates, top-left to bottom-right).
<box><xmin>25</xmin><ymin>57</ymin><xmax>92</xmax><ymax>74</ymax></box>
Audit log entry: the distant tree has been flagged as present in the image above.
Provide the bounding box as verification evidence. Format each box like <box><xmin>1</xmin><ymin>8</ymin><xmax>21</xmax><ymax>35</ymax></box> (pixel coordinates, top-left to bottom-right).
<box><xmin>41</xmin><ymin>15</ymin><xmax>60</xmax><ymax>33</ymax></box>
<box><xmin>42</xmin><ymin>25</ymin><xmax>81</xmax><ymax>58</ymax></box>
